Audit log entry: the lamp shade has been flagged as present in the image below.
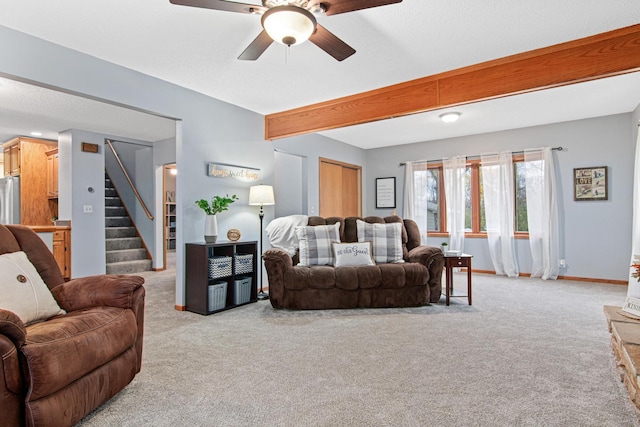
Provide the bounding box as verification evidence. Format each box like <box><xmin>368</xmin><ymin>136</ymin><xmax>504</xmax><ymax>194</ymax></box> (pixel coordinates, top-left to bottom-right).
<box><xmin>262</xmin><ymin>5</ymin><xmax>317</xmax><ymax>46</ymax></box>
<box><xmin>249</xmin><ymin>185</ymin><xmax>275</xmax><ymax>206</ymax></box>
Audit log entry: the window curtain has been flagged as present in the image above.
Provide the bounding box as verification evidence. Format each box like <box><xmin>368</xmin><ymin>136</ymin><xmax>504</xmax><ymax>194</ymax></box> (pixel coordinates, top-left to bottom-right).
<box><xmin>481</xmin><ymin>151</ymin><xmax>519</xmax><ymax>277</ymax></box>
<box><xmin>403</xmin><ymin>161</ymin><xmax>415</xmax><ymax>221</ymax></box>
<box><xmin>628</xmin><ymin>130</ymin><xmax>640</xmax><ymax>298</ymax></box>
<box><xmin>524</xmin><ymin>147</ymin><xmax>559</xmax><ymax>280</ymax></box>
<box><xmin>443</xmin><ymin>156</ymin><xmax>466</xmax><ymax>253</ymax></box>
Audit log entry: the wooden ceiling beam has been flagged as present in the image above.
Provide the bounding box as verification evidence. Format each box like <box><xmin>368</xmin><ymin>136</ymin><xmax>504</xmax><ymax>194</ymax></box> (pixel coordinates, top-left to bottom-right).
<box><xmin>265</xmin><ymin>23</ymin><xmax>640</xmax><ymax>141</ymax></box>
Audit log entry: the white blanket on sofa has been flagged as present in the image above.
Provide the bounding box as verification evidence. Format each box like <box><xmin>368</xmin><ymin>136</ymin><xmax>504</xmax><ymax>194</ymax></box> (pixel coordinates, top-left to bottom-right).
<box><xmin>265</xmin><ymin>215</ymin><xmax>308</xmax><ymax>256</ymax></box>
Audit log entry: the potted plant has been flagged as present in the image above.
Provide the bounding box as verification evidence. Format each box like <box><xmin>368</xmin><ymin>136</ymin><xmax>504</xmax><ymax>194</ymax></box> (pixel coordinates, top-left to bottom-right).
<box><xmin>195</xmin><ymin>194</ymin><xmax>238</xmax><ymax>243</ymax></box>
<box><xmin>440</xmin><ymin>242</ymin><xmax>448</xmax><ymax>253</ymax></box>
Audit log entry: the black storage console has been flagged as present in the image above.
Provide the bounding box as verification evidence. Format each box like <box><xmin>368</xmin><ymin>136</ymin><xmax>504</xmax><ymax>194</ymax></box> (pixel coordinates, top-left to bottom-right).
<box><xmin>185</xmin><ymin>241</ymin><xmax>258</xmax><ymax>315</ymax></box>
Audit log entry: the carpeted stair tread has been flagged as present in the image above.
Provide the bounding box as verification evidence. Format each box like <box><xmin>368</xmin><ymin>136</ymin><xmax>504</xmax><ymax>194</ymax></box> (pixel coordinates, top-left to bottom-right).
<box><xmin>105</xmin><ymin>259</ymin><xmax>152</xmax><ymax>274</ymax></box>
<box><xmin>106</xmin><ymin>248</ymin><xmax>148</xmax><ymax>263</ymax></box>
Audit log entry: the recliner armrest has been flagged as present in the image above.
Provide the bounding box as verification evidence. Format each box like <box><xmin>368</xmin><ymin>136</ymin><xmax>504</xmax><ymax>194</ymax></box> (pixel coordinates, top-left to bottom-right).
<box><xmin>0</xmin><ymin>309</ymin><xmax>26</xmax><ymax>348</ymax></box>
<box><xmin>51</xmin><ymin>274</ymin><xmax>145</xmax><ymax>312</ymax></box>
<box><xmin>407</xmin><ymin>245</ymin><xmax>442</xmax><ymax>267</ymax></box>
<box><xmin>262</xmin><ymin>248</ymin><xmax>294</xmax><ymax>268</ymax></box>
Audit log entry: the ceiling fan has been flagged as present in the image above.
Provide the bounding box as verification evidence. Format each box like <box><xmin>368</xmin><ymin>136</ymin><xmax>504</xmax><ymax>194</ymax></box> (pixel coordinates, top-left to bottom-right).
<box><xmin>169</xmin><ymin>0</ymin><xmax>403</xmax><ymax>61</ymax></box>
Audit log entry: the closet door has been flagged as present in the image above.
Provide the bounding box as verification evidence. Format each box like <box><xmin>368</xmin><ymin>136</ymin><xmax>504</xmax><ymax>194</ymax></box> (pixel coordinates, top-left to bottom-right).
<box><xmin>319</xmin><ymin>158</ymin><xmax>361</xmax><ymax>218</ymax></box>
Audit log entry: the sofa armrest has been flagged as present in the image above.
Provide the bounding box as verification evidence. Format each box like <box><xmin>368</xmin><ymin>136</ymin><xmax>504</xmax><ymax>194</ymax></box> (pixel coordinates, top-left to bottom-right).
<box><xmin>262</xmin><ymin>248</ymin><xmax>293</xmax><ymax>308</ymax></box>
<box><xmin>0</xmin><ymin>309</ymin><xmax>26</xmax><ymax>348</ymax></box>
<box><xmin>51</xmin><ymin>274</ymin><xmax>145</xmax><ymax>312</ymax></box>
<box><xmin>408</xmin><ymin>245</ymin><xmax>445</xmax><ymax>303</ymax></box>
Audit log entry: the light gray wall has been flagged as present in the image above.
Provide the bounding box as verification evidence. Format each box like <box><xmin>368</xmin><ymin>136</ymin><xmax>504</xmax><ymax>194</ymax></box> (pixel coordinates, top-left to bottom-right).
<box><xmin>58</xmin><ymin>129</ymin><xmax>107</xmax><ymax>278</ymax></box>
<box><xmin>0</xmin><ymin>25</ymin><xmax>271</xmax><ymax>304</ymax></box>
<box><xmin>274</xmin><ymin>151</ymin><xmax>304</xmax><ymax>217</ymax></box>
<box><xmin>366</xmin><ymin>114</ymin><xmax>635</xmax><ymax>282</ymax></box>
<box><xmin>273</xmin><ymin>133</ymin><xmax>367</xmax><ymax>216</ymax></box>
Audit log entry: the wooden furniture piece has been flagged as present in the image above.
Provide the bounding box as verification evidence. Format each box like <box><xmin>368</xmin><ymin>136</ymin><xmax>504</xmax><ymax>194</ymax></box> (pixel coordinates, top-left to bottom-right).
<box><xmin>165</xmin><ymin>202</ymin><xmax>176</xmax><ymax>250</ymax></box>
<box><xmin>604</xmin><ymin>306</ymin><xmax>640</xmax><ymax>413</ymax></box>
<box><xmin>2</xmin><ymin>136</ymin><xmax>58</xmax><ymax>225</ymax></box>
<box><xmin>45</xmin><ymin>147</ymin><xmax>59</xmax><ymax>199</ymax></box>
<box><xmin>185</xmin><ymin>241</ymin><xmax>258</xmax><ymax>315</ymax></box>
<box><xmin>444</xmin><ymin>253</ymin><xmax>473</xmax><ymax>306</ymax></box>
<box><xmin>29</xmin><ymin>225</ymin><xmax>72</xmax><ymax>280</ymax></box>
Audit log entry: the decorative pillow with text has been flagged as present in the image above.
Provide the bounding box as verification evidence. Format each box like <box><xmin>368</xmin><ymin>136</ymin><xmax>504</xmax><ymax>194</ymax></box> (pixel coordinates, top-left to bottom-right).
<box><xmin>0</xmin><ymin>251</ymin><xmax>66</xmax><ymax>325</ymax></box>
<box><xmin>356</xmin><ymin>220</ymin><xmax>404</xmax><ymax>264</ymax></box>
<box><xmin>295</xmin><ymin>222</ymin><xmax>341</xmax><ymax>266</ymax></box>
<box><xmin>332</xmin><ymin>242</ymin><xmax>375</xmax><ymax>267</ymax></box>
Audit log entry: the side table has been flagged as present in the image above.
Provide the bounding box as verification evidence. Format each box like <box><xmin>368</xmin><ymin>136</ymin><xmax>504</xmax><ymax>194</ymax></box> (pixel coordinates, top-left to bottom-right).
<box><xmin>444</xmin><ymin>253</ymin><xmax>473</xmax><ymax>306</ymax></box>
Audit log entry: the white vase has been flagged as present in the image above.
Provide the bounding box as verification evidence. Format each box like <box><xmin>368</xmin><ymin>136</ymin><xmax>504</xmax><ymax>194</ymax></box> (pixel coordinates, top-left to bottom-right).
<box><xmin>204</xmin><ymin>215</ymin><xmax>218</xmax><ymax>243</ymax></box>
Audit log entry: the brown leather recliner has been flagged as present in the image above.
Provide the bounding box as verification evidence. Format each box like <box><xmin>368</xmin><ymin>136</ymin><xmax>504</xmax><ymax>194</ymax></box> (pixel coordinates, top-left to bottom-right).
<box><xmin>263</xmin><ymin>215</ymin><xmax>444</xmax><ymax>309</ymax></box>
<box><xmin>0</xmin><ymin>225</ymin><xmax>145</xmax><ymax>427</ymax></box>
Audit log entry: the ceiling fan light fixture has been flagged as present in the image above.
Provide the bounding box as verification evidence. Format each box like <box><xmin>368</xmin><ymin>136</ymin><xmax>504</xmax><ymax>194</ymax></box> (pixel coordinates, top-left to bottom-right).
<box><xmin>262</xmin><ymin>6</ymin><xmax>317</xmax><ymax>46</ymax></box>
<box><xmin>440</xmin><ymin>112</ymin><xmax>461</xmax><ymax>123</ymax></box>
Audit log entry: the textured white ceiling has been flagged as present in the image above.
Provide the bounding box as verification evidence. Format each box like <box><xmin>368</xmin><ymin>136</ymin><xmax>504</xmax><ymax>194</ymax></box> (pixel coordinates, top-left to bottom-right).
<box><xmin>0</xmin><ymin>78</ymin><xmax>175</xmax><ymax>143</ymax></box>
<box><xmin>0</xmin><ymin>0</ymin><xmax>639</xmax><ymax>147</ymax></box>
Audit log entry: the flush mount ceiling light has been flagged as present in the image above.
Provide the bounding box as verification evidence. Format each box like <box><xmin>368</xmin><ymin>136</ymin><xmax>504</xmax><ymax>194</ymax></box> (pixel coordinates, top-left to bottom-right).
<box><xmin>262</xmin><ymin>6</ymin><xmax>316</xmax><ymax>46</ymax></box>
<box><xmin>30</xmin><ymin>131</ymin><xmax>43</xmax><ymax>136</ymax></box>
<box><xmin>440</xmin><ymin>112</ymin><xmax>461</xmax><ymax>123</ymax></box>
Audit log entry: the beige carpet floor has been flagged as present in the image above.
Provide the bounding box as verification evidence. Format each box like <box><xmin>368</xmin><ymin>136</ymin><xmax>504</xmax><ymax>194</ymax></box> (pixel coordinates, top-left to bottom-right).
<box><xmin>78</xmin><ymin>269</ymin><xmax>639</xmax><ymax>426</ymax></box>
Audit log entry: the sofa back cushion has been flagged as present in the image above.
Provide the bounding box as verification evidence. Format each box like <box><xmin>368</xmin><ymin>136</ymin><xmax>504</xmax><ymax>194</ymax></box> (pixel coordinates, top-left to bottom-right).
<box><xmin>4</xmin><ymin>225</ymin><xmax>65</xmax><ymax>290</ymax></box>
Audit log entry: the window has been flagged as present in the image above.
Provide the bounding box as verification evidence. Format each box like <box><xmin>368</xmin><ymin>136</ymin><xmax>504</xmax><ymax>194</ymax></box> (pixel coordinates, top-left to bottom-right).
<box><xmin>412</xmin><ymin>166</ymin><xmax>442</xmax><ymax>232</ymax></box>
<box><xmin>514</xmin><ymin>161</ymin><xmax>529</xmax><ymax>232</ymax></box>
<box><xmin>417</xmin><ymin>159</ymin><xmax>529</xmax><ymax>237</ymax></box>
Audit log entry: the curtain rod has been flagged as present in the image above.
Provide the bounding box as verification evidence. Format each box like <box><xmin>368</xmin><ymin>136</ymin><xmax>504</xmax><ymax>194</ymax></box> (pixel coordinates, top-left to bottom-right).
<box><xmin>398</xmin><ymin>146</ymin><xmax>564</xmax><ymax>167</ymax></box>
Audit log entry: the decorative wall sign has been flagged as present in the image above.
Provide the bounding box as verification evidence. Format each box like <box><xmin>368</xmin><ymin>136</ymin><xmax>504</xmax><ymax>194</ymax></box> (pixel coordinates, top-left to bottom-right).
<box><xmin>376</xmin><ymin>177</ymin><xmax>396</xmax><ymax>209</ymax></box>
<box><xmin>574</xmin><ymin>166</ymin><xmax>607</xmax><ymax>201</ymax></box>
<box><xmin>208</xmin><ymin>163</ymin><xmax>260</xmax><ymax>182</ymax></box>
<box><xmin>81</xmin><ymin>142</ymin><xmax>99</xmax><ymax>153</ymax></box>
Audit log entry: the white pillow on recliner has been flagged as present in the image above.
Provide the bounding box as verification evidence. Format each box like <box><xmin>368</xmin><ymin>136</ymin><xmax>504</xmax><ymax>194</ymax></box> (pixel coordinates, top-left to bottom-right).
<box><xmin>0</xmin><ymin>251</ymin><xmax>65</xmax><ymax>325</ymax></box>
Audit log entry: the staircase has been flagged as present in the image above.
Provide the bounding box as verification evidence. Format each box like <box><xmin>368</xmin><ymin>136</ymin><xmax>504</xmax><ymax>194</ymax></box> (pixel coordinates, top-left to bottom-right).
<box><xmin>105</xmin><ymin>174</ymin><xmax>152</xmax><ymax>274</ymax></box>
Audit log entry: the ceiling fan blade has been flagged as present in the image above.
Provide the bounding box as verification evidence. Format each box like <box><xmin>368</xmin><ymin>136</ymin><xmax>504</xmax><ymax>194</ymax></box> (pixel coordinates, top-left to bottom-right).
<box><xmin>309</xmin><ymin>24</ymin><xmax>355</xmax><ymax>61</ymax></box>
<box><xmin>319</xmin><ymin>0</ymin><xmax>402</xmax><ymax>16</ymax></box>
<box><xmin>238</xmin><ymin>30</ymin><xmax>274</xmax><ymax>60</ymax></box>
<box><xmin>169</xmin><ymin>0</ymin><xmax>267</xmax><ymax>15</ymax></box>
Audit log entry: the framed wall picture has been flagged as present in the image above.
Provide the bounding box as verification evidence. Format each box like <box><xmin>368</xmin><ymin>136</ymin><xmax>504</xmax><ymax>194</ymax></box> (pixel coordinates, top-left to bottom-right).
<box><xmin>574</xmin><ymin>166</ymin><xmax>607</xmax><ymax>201</ymax></box>
<box><xmin>376</xmin><ymin>177</ymin><xmax>396</xmax><ymax>209</ymax></box>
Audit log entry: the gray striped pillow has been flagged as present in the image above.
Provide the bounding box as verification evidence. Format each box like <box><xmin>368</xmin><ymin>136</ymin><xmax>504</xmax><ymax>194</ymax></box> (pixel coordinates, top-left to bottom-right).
<box><xmin>356</xmin><ymin>220</ymin><xmax>404</xmax><ymax>264</ymax></box>
<box><xmin>295</xmin><ymin>222</ymin><xmax>341</xmax><ymax>266</ymax></box>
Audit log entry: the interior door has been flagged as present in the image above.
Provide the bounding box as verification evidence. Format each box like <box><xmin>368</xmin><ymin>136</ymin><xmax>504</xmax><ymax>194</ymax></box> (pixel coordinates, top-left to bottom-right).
<box><xmin>319</xmin><ymin>158</ymin><xmax>361</xmax><ymax>217</ymax></box>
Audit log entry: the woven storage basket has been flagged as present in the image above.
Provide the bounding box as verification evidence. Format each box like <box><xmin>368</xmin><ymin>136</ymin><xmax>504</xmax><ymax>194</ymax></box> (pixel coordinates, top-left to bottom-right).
<box><xmin>208</xmin><ymin>256</ymin><xmax>232</xmax><ymax>279</ymax></box>
<box><xmin>234</xmin><ymin>254</ymin><xmax>254</xmax><ymax>275</ymax></box>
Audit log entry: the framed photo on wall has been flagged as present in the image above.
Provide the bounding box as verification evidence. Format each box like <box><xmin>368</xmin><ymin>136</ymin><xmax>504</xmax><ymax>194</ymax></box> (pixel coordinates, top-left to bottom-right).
<box><xmin>376</xmin><ymin>177</ymin><xmax>396</xmax><ymax>209</ymax></box>
<box><xmin>574</xmin><ymin>166</ymin><xmax>608</xmax><ymax>201</ymax></box>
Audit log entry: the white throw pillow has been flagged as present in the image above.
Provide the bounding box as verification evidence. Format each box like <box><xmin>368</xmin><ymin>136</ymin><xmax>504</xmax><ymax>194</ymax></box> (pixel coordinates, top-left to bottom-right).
<box><xmin>356</xmin><ymin>220</ymin><xmax>404</xmax><ymax>264</ymax></box>
<box><xmin>295</xmin><ymin>222</ymin><xmax>341</xmax><ymax>266</ymax></box>
<box><xmin>0</xmin><ymin>251</ymin><xmax>66</xmax><ymax>325</ymax></box>
<box><xmin>332</xmin><ymin>242</ymin><xmax>375</xmax><ymax>267</ymax></box>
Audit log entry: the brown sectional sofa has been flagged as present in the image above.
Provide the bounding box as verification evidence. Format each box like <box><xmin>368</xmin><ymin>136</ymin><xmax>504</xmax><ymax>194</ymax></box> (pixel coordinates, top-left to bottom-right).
<box><xmin>263</xmin><ymin>215</ymin><xmax>444</xmax><ymax>309</ymax></box>
<box><xmin>0</xmin><ymin>225</ymin><xmax>145</xmax><ymax>427</ymax></box>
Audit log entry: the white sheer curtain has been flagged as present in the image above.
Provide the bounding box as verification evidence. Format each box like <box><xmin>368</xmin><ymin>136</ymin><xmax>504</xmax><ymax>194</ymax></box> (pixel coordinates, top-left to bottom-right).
<box><xmin>403</xmin><ymin>161</ymin><xmax>415</xmax><ymax>221</ymax></box>
<box><xmin>628</xmin><ymin>130</ymin><xmax>640</xmax><ymax>298</ymax></box>
<box><xmin>481</xmin><ymin>151</ymin><xmax>519</xmax><ymax>277</ymax></box>
<box><xmin>443</xmin><ymin>156</ymin><xmax>466</xmax><ymax>253</ymax></box>
<box><xmin>524</xmin><ymin>147</ymin><xmax>559</xmax><ymax>280</ymax></box>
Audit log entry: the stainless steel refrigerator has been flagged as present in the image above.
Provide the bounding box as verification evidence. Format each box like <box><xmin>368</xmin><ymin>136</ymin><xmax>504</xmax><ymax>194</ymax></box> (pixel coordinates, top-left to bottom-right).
<box><xmin>0</xmin><ymin>176</ymin><xmax>20</xmax><ymax>224</ymax></box>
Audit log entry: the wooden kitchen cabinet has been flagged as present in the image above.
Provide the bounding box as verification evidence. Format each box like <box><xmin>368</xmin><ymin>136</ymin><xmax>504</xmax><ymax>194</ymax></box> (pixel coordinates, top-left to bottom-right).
<box><xmin>53</xmin><ymin>228</ymin><xmax>71</xmax><ymax>280</ymax></box>
<box><xmin>2</xmin><ymin>137</ymin><xmax>58</xmax><ymax>225</ymax></box>
<box><xmin>3</xmin><ymin>144</ymin><xmax>20</xmax><ymax>176</ymax></box>
<box><xmin>46</xmin><ymin>148</ymin><xmax>59</xmax><ymax>198</ymax></box>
